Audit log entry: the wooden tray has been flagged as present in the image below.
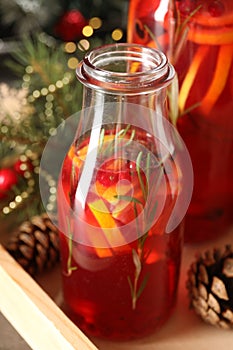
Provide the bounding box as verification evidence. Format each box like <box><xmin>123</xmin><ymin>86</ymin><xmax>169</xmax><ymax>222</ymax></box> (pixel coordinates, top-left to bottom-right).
<box><xmin>1</xmin><ymin>226</ymin><xmax>233</xmax><ymax>350</ymax></box>
<box><xmin>0</xmin><ymin>244</ymin><xmax>98</xmax><ymax>350</ymax></box>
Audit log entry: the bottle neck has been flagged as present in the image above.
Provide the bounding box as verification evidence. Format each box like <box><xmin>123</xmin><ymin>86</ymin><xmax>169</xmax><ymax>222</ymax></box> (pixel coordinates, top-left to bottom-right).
<box><xmin>76</xmin><ymin>43</ymin><xmax>175</xmax><ymax>94</ymax></box>
<box><xmin>76</xmin><ymin>43</ymin><xmax>175</xmax><ymax>113</ymax></box>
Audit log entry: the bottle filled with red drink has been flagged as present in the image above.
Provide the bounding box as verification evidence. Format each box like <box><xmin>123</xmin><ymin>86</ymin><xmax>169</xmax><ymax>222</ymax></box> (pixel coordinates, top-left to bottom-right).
<box><xmin>57</xmin><ymin>43</ymin><xmax>193</xmax><ymax>339</ymax></box>
<box><xmin>128</xmin><ymin>0</ymin><xmax>233</xmax><ymax>242</ymax></box>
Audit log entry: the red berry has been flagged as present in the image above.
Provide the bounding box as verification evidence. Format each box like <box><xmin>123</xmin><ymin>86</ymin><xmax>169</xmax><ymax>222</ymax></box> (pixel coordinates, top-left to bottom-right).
<box><xmin>96</xmin><ymin>169</ymin><xmax>119</xmax><ymax>187</ymax></box>
<box><xmin>119</xmin><ymin>170</ymin><xmax>132</xmax><ymax>182</ymax></box>
<box><xmin>54</xmin><ymin>9</ymin><xmax>87</xmax><ymax>41</ymax></box>
<box><xmin>208</xmin><ymin>1</ymin><xmax>225</xmax><ymax>17</ymax></box>
<box><xmin>178</xmin><ymin>0</ymin><xmax>198</xmax><ymax>15</ymax></box>
<box><xmin>14</xmin><ymin>159</ymin><xmax>33</xmax><ymax>176</ymax></box>
<box><xmin>0</xmin><ymin>168</ymin><xmax>18</xmax><ymax>199</ymax></box>
<box><xmin>96</xmin><ymin>159</ymin><xmax>132</xmax><ymax>187</ymax></box>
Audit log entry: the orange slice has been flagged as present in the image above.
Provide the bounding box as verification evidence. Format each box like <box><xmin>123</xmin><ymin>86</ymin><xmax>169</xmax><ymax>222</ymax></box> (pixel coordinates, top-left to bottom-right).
<box><xmin>101</xmin><ymin>185</ymin><xmax>119</xmax><ymax>203</ymax></box>
<box><xmin>102</xmin><ymin>180</ymin><xmax>133</xmax><ymax>201</ymax></box>
<box><xmin>80</xmin><ymin>206</ymin><xmax>114</xmax><ymax>258</ymax></box>
<box><xmin>112</xmin><ymin>200</ymin><xmax>143</xmax><ymax>225</ymax></box>
<box><xmin>200</xmin><ymin>44</ymin><xmax>233</xmax><ymax>116</ymax></box>
<box><xmin>179</xmin><ymin>45</ymin><xmax>209</xmax><ymax>113</ymax></box>
<box><xmin>145</xmin><ymin>250</ymin><xmax>160</xmax><ymax>264</ymax></box>
<box><xmin>188</xmin><ymin>27</ymin><xmax>233</xmax><ymax>45</ymax></box>
<box><xmin>95</xmin><ymin>179</ymin><xmax>109</xmax><ymax>197</ymax></box>
<box><xmin>193</xmin><ymin>12</ymin><xmax>233</xmax><ymax>27</ymax></box>
<box><xmin>89</xmin><ymin>199</ymin><xmax>117</xmax><ymax>228</ymax></box>
<box><xmin>68</xmin><ymin>145</ymin><xmax>83</xmax><ymax>168</ymax></box>
<box><xmin>88</xmin><ymin>198</ymin><xmax>127</xmax><ymax>247</ymax></box>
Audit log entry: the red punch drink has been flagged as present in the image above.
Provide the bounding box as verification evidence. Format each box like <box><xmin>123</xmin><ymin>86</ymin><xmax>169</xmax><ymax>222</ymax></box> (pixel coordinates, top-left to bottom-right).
<box><xmin>128</xmin><ymin>0</ymin><xmax>233</xmax><ymax>242</ymax></box>
<box><xmin>54</xmin><ymin>44</ymin><xmax>192</xmax><ymax>339</ymax></box>
<box><xmin>58</xmin><ymin>125</ymin><xmax>183</xmax><ymax>339</ymax></box>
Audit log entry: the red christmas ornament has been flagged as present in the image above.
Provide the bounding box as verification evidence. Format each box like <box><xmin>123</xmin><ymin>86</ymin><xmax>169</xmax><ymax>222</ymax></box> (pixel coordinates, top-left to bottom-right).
<box><xmin>54</xmin><ymin>9</ymin><xmax>87</xmax><ymax>41</ymax></box>
<box><xmin>0</xmin><ymin>168</ymin><xmax>18</xmax><ymax>199</ymax></box>
<box><xmin>14</xmin><ymin>158</ymin><xmax>34</xmax><ymax>176</ymax></box>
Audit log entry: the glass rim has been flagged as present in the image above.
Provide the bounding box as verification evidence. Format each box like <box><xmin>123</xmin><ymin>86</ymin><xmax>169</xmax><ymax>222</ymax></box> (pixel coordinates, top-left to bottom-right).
<box><xmin>76</xmin><ymin>43</ymin><xmax>175</xmax><ymax>93</ymax></box>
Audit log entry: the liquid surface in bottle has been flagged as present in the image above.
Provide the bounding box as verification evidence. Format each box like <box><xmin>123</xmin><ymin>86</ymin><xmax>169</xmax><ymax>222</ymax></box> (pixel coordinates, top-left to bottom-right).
<box><xmin>58</xmin><ymin>124</ymin><xmax>182</xmax><ymax>339</ymax></box>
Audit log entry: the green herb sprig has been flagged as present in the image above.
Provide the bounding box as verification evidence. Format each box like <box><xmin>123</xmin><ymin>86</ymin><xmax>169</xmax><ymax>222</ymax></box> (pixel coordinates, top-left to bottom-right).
<box><xmin>65</xmin><ymin>217</ymin><xmax>78</xmax><ymax>276</ymax></box>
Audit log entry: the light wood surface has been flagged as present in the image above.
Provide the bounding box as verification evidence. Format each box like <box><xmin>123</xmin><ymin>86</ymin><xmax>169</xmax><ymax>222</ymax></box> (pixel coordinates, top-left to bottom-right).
<box><xmin>0</xmin><ymin>244</ymin><xmax>98</xmax><ymax>350</ymax></box>
<box><xmin>1</xmin><ymin>225</ymin><xmax>233</xmax><ymax>350</ymax></box>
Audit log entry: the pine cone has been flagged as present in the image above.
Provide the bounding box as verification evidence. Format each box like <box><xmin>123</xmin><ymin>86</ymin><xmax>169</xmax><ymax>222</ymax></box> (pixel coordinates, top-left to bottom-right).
<box><xmin>6</xmin><ymin>213</ymin><xmax>60</xmax><ymax>275</ymax></box>
<box><xmin>187</xmin><ymin>245</ymin><xmax>233</xmax><ymax>329</ymax></box>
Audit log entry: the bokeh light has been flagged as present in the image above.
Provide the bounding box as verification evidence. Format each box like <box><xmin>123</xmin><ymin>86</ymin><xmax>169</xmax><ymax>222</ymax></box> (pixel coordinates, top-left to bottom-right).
<box><xmin>89</xmin><ymin>17</ymin><xmax>102</xmax><ymax>29</ymax></box>
<box><xmin>64</xmin><ymin>42</ymin><xmax>76</xmax><ymax>53</ymax></box>
<box><xmin>82</xmin><ymin>25</ymin><xmax>94</xmax><ymax>37</ymax></box>
<box><xmin>77</xmin><ymin>39</ymin><xmax>90</xmax><ymax>52</ymax></box>
<box><xmin>112</xmin><ymin>28</ymin><xmax>123</xmax><ymax>41</ymax></box>
<box><xmin>68</xmin><ymin>57</ymin><xmax>79</xmax><ymax>69</ymax></box>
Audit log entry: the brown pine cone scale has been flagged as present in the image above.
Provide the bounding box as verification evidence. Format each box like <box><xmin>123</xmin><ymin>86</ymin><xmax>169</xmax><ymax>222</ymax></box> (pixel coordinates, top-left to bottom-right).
<box><xmin>187</xmin><ymin>245</ymin><xmax>233</xmax><ymax>329</ymax></box>
<box><xmin>6</xmin><ymin>213</ymin><xmax>60</xmax><ymax>275</ymax></box>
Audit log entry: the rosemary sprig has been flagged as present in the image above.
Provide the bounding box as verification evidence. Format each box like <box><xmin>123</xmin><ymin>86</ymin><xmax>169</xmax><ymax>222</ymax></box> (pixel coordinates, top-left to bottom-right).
<box><xmin>116</xmin><ymin>195</ymin><xmax>143</xmax><ymax>206</ymax></box>
<box><xmin>125</xmin><ymin>128</ymin><xmax>136</xmax><ymax>146</ymax></box>
<box><xmin>173</xmin><ymin>5</ymin><xmax>202</xmax><ymax>64</ymax></box>
<box><xmin>118</xmin><ymin>124</ymin><xmax>131</xmax><ymax>138</ymax></box>
<box><xmin>176</xmin><ymin>5</ymin><xmax>202</xmax><ymax>38</ymax></box>
<box><xmin>145</xmin><ymin>200</ymin><xmax>158</xmax><ymax>233</ymax></box>
<box><xmin>98</xmin><ymin>127</ymin><xmax>105</xmax><ymax>153</ymax></box>
<box><xmin>127</xmin><ymin>249</ymin><xmax>149</xmax><ymax>310</ymax></box>
<box><xmin>144</xmin><ymin>24</ymin><xmax>162</xmax><ymax>52</ymax></box>
<box><xmin>65</xmin><ymin>217</ymin><xmax>77</xmax><ymax>276</ymax></box>
<box><xmin>179</xmin><ymin>101</ymin><xmax>201</xmax><ymax>117</ymax></box>
<box><xmin>136</xmin><ymin>151</ymin><xmax>147</xmax><ymax>201</ymax></box>
<box><xmin>100</xmin><ymin>124</ymin><xmax>133</xmax><ymax>158</ymax></box>
<box><xmin>115</xmin><ymin>190</ymin><xmax>149</xmax><ymax>309</ymax></box>
<box><xmin>144</xmin><ymin>3</ymin><xmax>203</xmax><ymax>125</ymax></box>
<box><xmin>68</xmin><ymin>161</ymin><xmax>77</xmax><ymax>205</ymax></box>
<box><xmin>116</xmin><ymin>151</ymin><xmax>157</xmax><ymax>309</ymax></box>
<box><xmin>168</xmin><ymin>74</ymin><xmax>179</xmax><ymax>125</ymax></box>
<box><xmin>146</xmin><ymin>152</ymin><xmax>151</xmax><ymax>181</ymax></box>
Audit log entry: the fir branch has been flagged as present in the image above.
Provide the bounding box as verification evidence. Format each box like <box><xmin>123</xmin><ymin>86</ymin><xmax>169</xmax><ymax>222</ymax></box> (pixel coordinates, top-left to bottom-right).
<box><xmin>5</xmin><ymin>34</ymin><xmax>83</xmax><ymax>120</ymax></box>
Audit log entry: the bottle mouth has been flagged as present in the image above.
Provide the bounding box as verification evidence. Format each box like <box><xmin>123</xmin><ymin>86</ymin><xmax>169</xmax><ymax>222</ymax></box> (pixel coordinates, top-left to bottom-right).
<box><xmin>76</xmin><ymin>43</ymin><xmax>175</xmax><ymax>93</ymax></box>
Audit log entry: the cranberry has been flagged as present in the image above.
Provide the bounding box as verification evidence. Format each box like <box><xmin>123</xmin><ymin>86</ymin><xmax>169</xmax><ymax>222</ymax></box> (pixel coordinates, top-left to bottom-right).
<box><xmin>96</xmin><ymin>159</ymin><xmax>134</xmax><ymax>186</ymax></box>
<box><xmin>208</xmin><ymin>1</ymin><xmax>225</xmax><ymax>17</ymax></box>
<box><xmin>96</xmin><ymin>169</ymin><xmax>119</xmax><ymax>187</ymax></box>
<box><xmin>178</xmin><ymin>0</ymin><xmax>198</xmax><ymax>15</ymax></box>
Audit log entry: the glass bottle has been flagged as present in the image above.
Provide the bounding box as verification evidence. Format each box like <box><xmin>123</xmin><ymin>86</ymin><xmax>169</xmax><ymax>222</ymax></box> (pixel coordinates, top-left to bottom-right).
<box><xmin>128</xmin><ymin>0</ymin><xmax>233</xmax><ymax>243</ymax></box>
<box><xmin>57</xmin><ymin>43</ymin><xmax>192</xmax><ymax>340</ymax></box>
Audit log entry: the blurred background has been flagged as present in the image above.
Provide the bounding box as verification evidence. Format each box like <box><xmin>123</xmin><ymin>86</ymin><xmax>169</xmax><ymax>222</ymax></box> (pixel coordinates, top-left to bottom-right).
<box><xmin>0</xmin><ymin>0</ymin><xmax>129</xmax><ymax>54</ymax></box>
<box><xmin>0</xmin><ymin>0</ymin><xmax>129</xmax><ymax>239</ymax></box>
<box><xmin>0</xmin><ymin>0</ymin><xmax>128</xmax><ymax>82</ymax></box>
